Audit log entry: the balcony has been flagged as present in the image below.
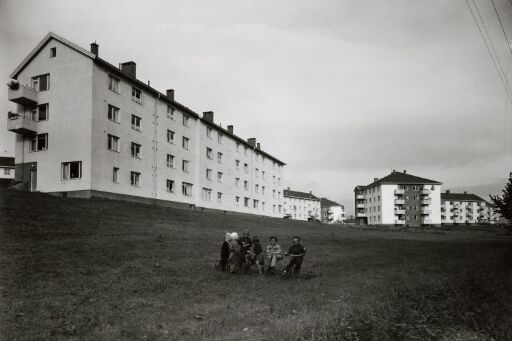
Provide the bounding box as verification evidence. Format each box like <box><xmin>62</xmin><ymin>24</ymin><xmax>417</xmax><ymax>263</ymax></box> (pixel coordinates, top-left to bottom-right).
<box><xmin>394</xmin><ymin>189</ymin><xmax>404</xmax><ymax>195</ymax></box>
<box><xmin>394</xmin><ymin>209</ymin><xmax>405</xmax><ymax>215</ymax></box>
<box><xmin>356</xmin><ymin>212</ymin><xmax>366</xmax><ymax>218</ymax></box>
<box><xmin>420</xmin><ymin>199</ymin><xmax>431</xmax><ymax>205</ymax></box>
<box><xmin>7</xmin><ymin>113</ymin><xmax>37</xmax><ymax>135</ymax></box>
<box><xmin>356</xmin><ymin>203</ymin><xmax>365</xmax><ymax>209</ymax></box>
<box><xmin>8</xmin><ymin>84</ymin><xmax>38</xmax><ymax>106</ymax></box>
<box><xmin>420</xmin><ymin>189</ymin><xmax>431</xmax><ymax>195</ymax></box>
<box><xmin>356</xmin><ymin>194</ymin><xmax>364</xmax><ymax>200</ymax></box>
<box><xmin>394</xmin><ymin>199</ymin><xmax>405</xmax><ymax>205</ymax></box>
<box><xmin>420</xmin><ymin>208</ymin><xmax>432</xmax><ymax>215</ymax></box>
<box><xmin>394</xmin><ymin>220</ymin><xmax>406</xmax><ymax>225</ymax></box>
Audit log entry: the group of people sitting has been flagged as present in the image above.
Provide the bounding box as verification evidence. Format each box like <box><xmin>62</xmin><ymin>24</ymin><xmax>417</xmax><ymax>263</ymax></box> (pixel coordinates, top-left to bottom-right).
<box><xmin>219</xmin><ymin>230</ymin><xmax>306</xmax><ymax>276</ymax></box>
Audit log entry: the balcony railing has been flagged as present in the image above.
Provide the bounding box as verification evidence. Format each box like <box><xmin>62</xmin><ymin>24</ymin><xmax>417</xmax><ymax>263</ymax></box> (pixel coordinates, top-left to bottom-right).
<box><xmin>356</xmin><ymin>212</ymin><xmax>366</xmax><ymax>217</ymax></box>
<box><xmin>420</xmin><ymin>199</ymin><xmax>431</xmax><ymax>205</ymax></box>
<box><xmin>420</xmin><ymin>189</ymin><xmax>431</xmax><ymax>195</ymax></box>
<box><xmin>7</xmin><ymin>112</ymin><xmax>37</xmax><ymax>135</ymax></box>
<box><xmin>394</xmin><ymin>209</ymin><xmax>405</xmax><ymax>215</ymax></box>
<box><xmin>8</xmin><ymin>84</ymin><xmax>38</xmax><ymax>106</ymax></box>
<box><xmin>394</xmin><ymin>189</ymin><xmax>405</xmax><ymax>195</ymax></box>
<box><xmin>356</xmin><ymin>203</ymin><xmax>365</xmax><ymax>209</ymax></box>
<box><xmin>420</xmin><ymin>208</ymin><xmax>432</xmax><ymax>215</ymax></box>
<box><xmin>394</xmin><ymin>220</ymin><xmax>406</xmax><ymax>225</ymax></box>
<box><xmin>394</xmin><ymin>199</ymin><xmax>405</xmax><ymax>205</ymax></box>
<box><xmin>356</xmin><ymin>194</ymin><xmax>364</xmax><ymax>200</ymax></box>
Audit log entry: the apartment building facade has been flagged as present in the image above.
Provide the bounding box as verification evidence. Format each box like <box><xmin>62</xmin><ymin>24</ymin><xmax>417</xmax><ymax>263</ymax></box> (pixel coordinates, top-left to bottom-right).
<box><xmin>441</xmin><ymin>190</ymin><xmax>498</xmax><ymax>225</ymax></box>
<box><xmin>320</xmin><ymin>198</ymin><xmax>346</xmax><ymax>224</ymax></box>
<box><xmin>354</xmin><ymin>170</ymin><xmax>442</xmax><ymax>227</ymax></box>
<box><xmin>7</xmin><ymin>32</ymin><xmax>285</xmax><ymax>217</ymax></box>
<box><xmin>283</xmin><ymin>189</ymin><xmax>321</xmax><ymax>221</ymax></box>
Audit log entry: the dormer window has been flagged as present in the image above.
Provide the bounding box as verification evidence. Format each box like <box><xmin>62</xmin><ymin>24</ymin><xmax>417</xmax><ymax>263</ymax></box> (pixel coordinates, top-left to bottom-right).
<box><xmin>50</xmin><ymin>47</ymin><xmax>57</xmax><ymax>58</ymax></box>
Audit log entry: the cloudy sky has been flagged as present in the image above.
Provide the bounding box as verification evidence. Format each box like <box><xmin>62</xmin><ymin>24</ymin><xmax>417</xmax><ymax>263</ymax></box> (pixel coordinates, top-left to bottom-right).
<box><xmin>1</xmin><ymin>0</ymin><xmax>511</xmax><ymax>214</ymax></box>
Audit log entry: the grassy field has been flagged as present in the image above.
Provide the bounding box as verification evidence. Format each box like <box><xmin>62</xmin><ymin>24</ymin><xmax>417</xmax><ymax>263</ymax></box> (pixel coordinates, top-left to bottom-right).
<box><xmin>1</xmin><ymin>190</ymin><xmax>511</xmax><ymax>341</ymax></box>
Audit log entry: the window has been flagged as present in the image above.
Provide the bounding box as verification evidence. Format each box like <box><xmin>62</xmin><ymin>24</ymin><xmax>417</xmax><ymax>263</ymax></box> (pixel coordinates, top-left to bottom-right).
<box><xmin>273</xmin><ymin>175</ymin><xmax>276</xmax><ymax>183</ymax></box>
<box><xmin>206</xmin><ymin>168</ymin><xmax>212</xmax><ymax>180</ymax></box>
<box><xmin>236</xmin><ymin>142</ymin><xmax>240</xmax><ymax>152</ymax></box>
<box><xmin>182</xmin><ymin>160</ymin><xmax>190</xmax><ymax>173</ymax></box>
<box><xmin>131</xmin><ymin>115</ymin><xmax>141</xmax><ymax>131</ymax></box>
<box><xmin>167</xmin><ymin>130</ymin><xmax>175</xmax><ymax>144</ymax></box>
<box><xmin>244</xmin><ymin>197</ymin><xmax>250</xmax><ymax>207</ymax></box>
<box><xmin>235</xmin><ymin>177</ymin><xmax>240</xmax><ymax>188</ymax></box>
<box><xmin>167</xmin><ymin>180</ymin><xmax>175</xmax><ymax>193</ymax></box>
<box><xmin>278</xmin><ymin>177</ymin><xmax>281</xmax><ymax>185</ymax></box>
<box><xmin>182</xmin><ymin>182</ymin><xmax>193</xmax><ymax>196</ymax></box>
<box><xmin>244</xmin><ymin>163</ymin><xmax>248</xmax><ymax>173</ymax></box>
<box><xmin>235</xmin><ymin>160</ymin><xmax>240</xmax><ymax>169</ymax></box>
<box><xmin>167</xmin><ymin>106</ymin><xmax>175</xmax><ymax>120</ymax></box>
<box><xmin>218</xmin><ymin>133</ymin><xmax>223</xmax><ymax>144</ymax></box>
<box><xmin>261</xmin><ymin>171</ymin><xmax>265</xmax><ymax>179</ymax></box>
<box><xmin>131</xmin><ymin>142</ymin><xmax>141</xmax><ymax>158</ymax></box>
<box><xmin>132</xmin><ymin>87</ymin><xmax>142</xmax><ymax>104</ymax></box>
<box><xmin>278</xmin><ymin>205</ymin><xmax>282</xmax><ymax>213</ymax></box>
<box><xmin>255</xmin><ymin>184</ymin><xmax>259</xmax><ymax>193</ymax></box>
<box><xmin>113</xmin><ymin>167</ymin><xmax>119</xmax><ymax>183</ymax></box>
<box><xmin>166</xmin><ymin>154</ymin><xmax>175</xmax><ymax>168</ymax></box>
<box><xmin>182</xmin><ymin>114</ymin><xmax>189</xmax><ymax>127</ymax></box>
<box><xmin>273</xmin><ymin>205</ymin><xmax>276</xmax><ymax>213</ymax></box>
<box><xmin>255</xmin><ymin>168</ymin><xmax>259</xmax><ymax>177</ymax></box>
<box><xmin>108</xmin><ymin>75</ymin><xmax>119</xmax><ymax>93</ymax></box>
<box><xmin>50</xmin><ymin>47</ymin><xmax>56</xmax><ymax>58</ymax></box>
<box><xmin>30</xmin><ymin>133</ymin><xmax>48</xmax><ymax>151</ymax></box>
<box><xmin>37</xmin><ymin>103</ymin><xmax>48</xmax><ymax>121</ymax></box>
<box><xmin>244</xmin><ymin>147</ymin><xmax>248</xmax><ymax>156</ymax></box>
<box><xmin>107</xmin><ymin>134</ymin><xmax>119</xmax><ymax>152</ymax></box>
<box><xmin>182</xmin><ymin>137</ymin><xmax>190</xmax><ymax>150</ymax></box>
<box><xmin>4</xmin><ymin>169</ymin><xmax>11</xmax><ymax>175</ymax></box>
<box><xmin>278</xmin><ymin>191</ymin><xmax>281</xmax><ymax>199</ymax></box>
<box><xmin>217</xmin><ymin>152</ymin><xmax>223</xmax><ymax>163</ymax></box>
<box><xmin>206</xmin><ymin>147</ymin><xmax>213</xmax><ymax>159</ymax></box>
<box><xmin>262</xmin><ymin>202</ymin><xmax>265</xmax><ymax>211</ymax></box>
<box><xmin>108</xmin><ymin>104</ymin><xmax>119</xmax><ymax>123</ymax></box>
<box><xmin>262</xmin><ymin>186</ymin><xmax>265</xmax><ymax>195</ymax></box>
<box><xmin>217</xmin><ymin>172</ymin><xmax>223</xmax><ymax>183</ymax></box>
<box><xmin>32</xmin><ymin>74</ymin><xmax>50</xmax><ymax>91</ymax></box>
<box><xmin>253</xmin><ymin>200</ymin><xmax>259</xmax><ymax>209</ymax></box>
<box><xmin>236</xmin><ymin>196</ymin><xmax>240</xmax><ymax>205</ymax></box>
<box><xmin>130</xmin><ymin>171</ymin><xmax>141</xmax><ymax>187</ymax></box>
<box><xmin>62</xmin><ymin>161</ymin><xmax>82</xmax><ymax>180</ymax></box>
<box><xmin>202</xmin><ymin>188</ymin><xmax>212</xmax><ymax>201</ymax></box>
<box><xmin>207</xmin><ymin>127</ymin><xmax>212</xmax><ymax>138</ymax></box>
<box><xmin>217</xmin><ymin>192</ymin><xmax>223</xmax><ymax>203</ymax></box>
<box><xmin>273</xmin><ymin>190</ymin><xmax>276</xmax><ymax>198</ymax></box>
<box><xmin>244</xmin><ymin>180</ymin><xmax>249</xmax><ymax>190</ymax></box>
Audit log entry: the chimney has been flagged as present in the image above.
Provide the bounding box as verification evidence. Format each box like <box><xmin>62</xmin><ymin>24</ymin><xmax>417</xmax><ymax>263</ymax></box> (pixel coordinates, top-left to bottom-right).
<box><xmin>227</xmin><ymin>125</ymin><xmax>233</xmax><ymax>134</ymax></box>
<box><xmin>166</xmin><ymin>89</ymin><xmax>174</xmax><ymax>100</ymax></box>
<box><xmin>202</xmin><ymin>111</ymin><xmax>214</xmax><ymax>122</ymax></box>
<box><xmin>247</xmin><ymin>138</ymin><xmax>256</xmax><ymax>147</ymax></box>
<box><xmin>403</xmin><ymin>170</ymin><xmax>407</xmax><ymax>174</ymax></box>
<box><xmin>446</xmin><ymin>190</ymin><xmax>450</xmax><ymax>194</ymax></box>
<box><xmin>256</xmin><ymin>142</ymin><xmax>261</xmax><ymax>150</ymax></box>
<box><xmin>120</xmin><ymin>61</ymin><xmax>136</xmax><ymax>78</ymax></box>
<box><xmin>374</xmin><ymin>178</ymin><xmax>379</xmax><ymax>182</ymax></box>
<box><xmin>90</xmin><ymin>42</ymin><xmax>99</xmax><ymax>56</ymax></box>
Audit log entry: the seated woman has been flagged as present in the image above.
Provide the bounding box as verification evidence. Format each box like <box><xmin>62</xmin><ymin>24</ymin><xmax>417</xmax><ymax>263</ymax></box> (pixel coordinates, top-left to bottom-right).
<box><xmin>228</xmin><ymin>232</ymin><xmax>241</xmax><ymax>274</ymax></box>
<box><xmin>266</xmin><ymin>236</ymin><xmax>283</xmax><ymax>275</ymax></box>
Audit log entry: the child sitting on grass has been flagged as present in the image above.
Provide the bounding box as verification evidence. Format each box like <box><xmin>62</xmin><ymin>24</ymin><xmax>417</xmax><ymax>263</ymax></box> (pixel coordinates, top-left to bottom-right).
<box><xmin>266</xmin><ymin>236</ymin><xmax>283</xmax><ymax>275</ymax></box>
<box><xmin>283</xmin><ymin>236</ymin><xmax>306</xmax><ymax>275</ymax></box>
<box><xmin>219</xmin><ymin>232</ymin><xmax>231</xmax><ymax>272</ymax></box>
<box><xmin>252</xmin><ymin>236</ymin><xmax>264</xmax><ymax>274</ymax></box>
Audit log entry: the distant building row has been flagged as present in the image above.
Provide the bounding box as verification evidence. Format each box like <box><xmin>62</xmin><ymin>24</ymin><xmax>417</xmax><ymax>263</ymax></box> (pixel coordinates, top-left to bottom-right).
<box><xmin>283</xmin><ymin>188</ymin><xmax>346</xmax><ymax>223</ymax></box>
<box><xmin>354</xmin><ymin>170</ymin><xmax>498</xmax><ymax>227</ymax></box>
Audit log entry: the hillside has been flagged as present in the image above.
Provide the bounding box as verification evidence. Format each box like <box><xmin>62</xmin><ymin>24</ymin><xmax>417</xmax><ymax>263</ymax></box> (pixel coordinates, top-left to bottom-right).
<box><xmin>1</xmin><ymin>190</ymin><xmax>511</xmax><ymax>341</ymax></box>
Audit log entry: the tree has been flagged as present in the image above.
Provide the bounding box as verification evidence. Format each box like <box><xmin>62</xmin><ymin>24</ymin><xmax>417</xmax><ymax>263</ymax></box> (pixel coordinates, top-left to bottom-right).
<box><xmin>489</xmin><ymin>172</ymin><xmax>512</xmax><ymax>234</ymax></box>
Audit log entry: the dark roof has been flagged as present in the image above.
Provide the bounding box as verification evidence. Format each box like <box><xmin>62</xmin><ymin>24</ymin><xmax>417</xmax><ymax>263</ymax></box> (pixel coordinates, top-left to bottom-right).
<box><xmin>284</xmin><ymin>189</ymin><xmax>320</xmax><ymax>201</ymax></box>
<box><xmin>365</xmin><ymin>171</ymin><xmax>441</xmax><ymax>187</ymax></box>
<box><xmin>354</xmin><ymin>185</ymin><xmax>366</xmax><ymax>191</ymax></box>
<box><xmin>441</xmin><ymin>192</ymin><xmax>486</xmax><ymax>202</ymax></box>
<box><xmin>321</xmin><ymin>198</ymin><xmax>342</xmax><ymax>207</ymax></box>
<box><xmin>0</xmin><ymin>157</ymin><xmax>14</xmax><ymax>167</ymax></box>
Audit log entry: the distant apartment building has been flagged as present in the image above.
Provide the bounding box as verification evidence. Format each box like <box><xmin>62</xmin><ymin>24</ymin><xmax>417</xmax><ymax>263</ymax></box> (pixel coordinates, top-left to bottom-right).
<box><xmin>0</xmin><ymin>157</ymin><xmax>15</xmax><ymax>179</ymax></box>
<box><xmin>441</xmin><ymin>190</ymin><xmax>498</xmax><ymax>225</ymax></box>
<box><xmin>320</xmin><ymin>198</ymin><xmax>345</xmax><ymax>224</ymax></box>
<box><xmin>6</xmin><ymin>32</ymin><xmax>285</xmax><ymax>217</ymax></box>
<box><xmin>354</xmin><ymin>170</ymin><xmax>442</xmax><ymax>227</ymax></box>
<box><xmin>283</xmin><ymin>188</ymin><xmax>321</xmax><ymax>221</ymax></box>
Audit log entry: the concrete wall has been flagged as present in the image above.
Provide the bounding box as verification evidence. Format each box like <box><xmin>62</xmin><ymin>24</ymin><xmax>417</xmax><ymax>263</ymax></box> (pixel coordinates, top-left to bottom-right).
<box><xmin>12</xmin><ymin>39</ymin><xmax>94</xmax><ymax>193</ymax></box>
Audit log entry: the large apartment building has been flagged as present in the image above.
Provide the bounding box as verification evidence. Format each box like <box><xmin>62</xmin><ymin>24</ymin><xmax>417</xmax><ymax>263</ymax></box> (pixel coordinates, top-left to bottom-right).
<box><xmin>320</xmin><ymin>198</ymin><xmax>346</xmax><ymax>224</ymax></box>
<box><xmin>354</xmin><ymin>170</ymin><xmax>442</xmax><ymax>227</ymax></box>
<box><xmin>6</xmin><ymin>32</ymin><xmax>285</xmax><ymax>217</ymax></box>
<box><xmin>441</xmin><ymin>190</ymin><xmax>498</xmax><ymax>225</ymax></box>
<box><xmin>283</xmin><ymin>188</ymin><xmax>321</xmax><ymax>221</ymax></box>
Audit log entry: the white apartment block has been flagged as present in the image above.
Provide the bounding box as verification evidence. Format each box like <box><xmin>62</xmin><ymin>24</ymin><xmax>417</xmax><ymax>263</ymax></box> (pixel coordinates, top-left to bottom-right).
<box><xmin>0</xmin><ymin>157</ymin><xmax>15</xmax><ymax>180</ymax></box>
<box><xmin>6</xmin><ymin>32</ymin><xmax>285</xmax><ymax>217</ymax></box>
<box><xmin>354</xmin><ymin>170</ymin><xmax>442</xmax><ymax>227</ymax></box>
<box><xmin>320</xmin><ymin>198</ymin><xmax>346</xmax><ymax>224</ymax></box>
<box><xmin>441</xmin><ymin>190</ymin><xmax>499</xmax><ymax>225</ymax></box>
<box><xmin>283</xmin><ymin>188</ymin><xmax>321</xmax><ymax>221</ymax></box>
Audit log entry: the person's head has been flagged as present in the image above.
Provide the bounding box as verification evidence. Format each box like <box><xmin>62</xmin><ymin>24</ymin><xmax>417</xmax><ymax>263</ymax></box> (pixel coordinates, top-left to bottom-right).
<box><xmin>243</xmin><ymin>229</ymin><xmax>250</xmax><ymax>237</ymax></box>
<box><xmin>225</xmin><ymin>232</ymin><xmax>232</xmax><ymax>242</ymax></box>
<box><xmin>231</xmin><ymin>232</ymin><xmax>239</xmax><ymax>241</ymax></box>
<box><xmin>269</xmin><ymin>236</ymin><xmax>278</xmax><ymax>245</ymax></box>
<box><xmin>292</xmin><ymin>236</ymin><xmax>301</xmax><ymax>245</ymax></box>
<box><xmin>252</xmin><ymin>236</ymin><xmax>260</xmax><ymax>243</ymax></box>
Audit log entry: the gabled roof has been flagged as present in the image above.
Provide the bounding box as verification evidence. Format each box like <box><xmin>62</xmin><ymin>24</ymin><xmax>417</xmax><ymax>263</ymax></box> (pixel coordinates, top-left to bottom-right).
<box><xmin>10</xmin><ymin>32</ymin><xmax>95</xmax><ymax>79</ymax></box>
<box><xmin>441</xmin><ymin>192</ymin><xmax>486</xmax><ymax>202</ymax></box>
<box><xmin>354</xmin><ymin>185</ymin><xmax>366</xmax><ymax>192</ymax></box>
<box><xmin>366</xmin><ymin>171</ymin><xmax>441</xmax><ymax>187</ymax></box>
<box><xmin>0</xmin><ymin>157</ymin><xmax>14</xmax><ymax>167</ymax></box>
<box><xmin>321</xmin><ymin>198</ymin><xmax>342</xmax><ymax>207</ymax></box>
<box><xmin>284</xmin><ymin>189</ymin><xmax>320</xmax><ymax>201</ymax></box>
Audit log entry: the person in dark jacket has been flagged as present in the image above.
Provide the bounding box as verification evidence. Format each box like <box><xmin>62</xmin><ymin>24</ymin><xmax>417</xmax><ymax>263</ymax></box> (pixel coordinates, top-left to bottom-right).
<box><xmin>252</xmin><ymin>236</ymin><xmax>264</xmax><ymax>274</ymax></box>
<box><xmin>284</xmin><ymin>236</ymin><xmax>306</xmax><ymax>275</ymax></box>
<box><xmin>219</xmin><ymin>232</ymin><xmax>231</xmax><ymax>272</ymax></box>
<box><xmin>238</xmin><ymin>229</ymin><xmax>253</xmax><ymax>270</ymax></box>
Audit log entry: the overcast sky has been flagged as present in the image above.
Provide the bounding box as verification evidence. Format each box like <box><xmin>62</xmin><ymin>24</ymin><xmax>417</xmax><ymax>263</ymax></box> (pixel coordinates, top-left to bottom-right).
<box><xmin>1</xmin><ymin>0</ymin><xmax>511</xmax><ymax>214</ymax></box>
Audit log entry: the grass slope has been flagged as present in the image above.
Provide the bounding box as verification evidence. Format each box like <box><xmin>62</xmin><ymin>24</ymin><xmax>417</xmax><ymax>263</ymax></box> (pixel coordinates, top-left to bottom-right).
<box><xmin>1</xmin><ymin>190</ymin><xmax>511</xmax><ymax>341</ymax></box>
